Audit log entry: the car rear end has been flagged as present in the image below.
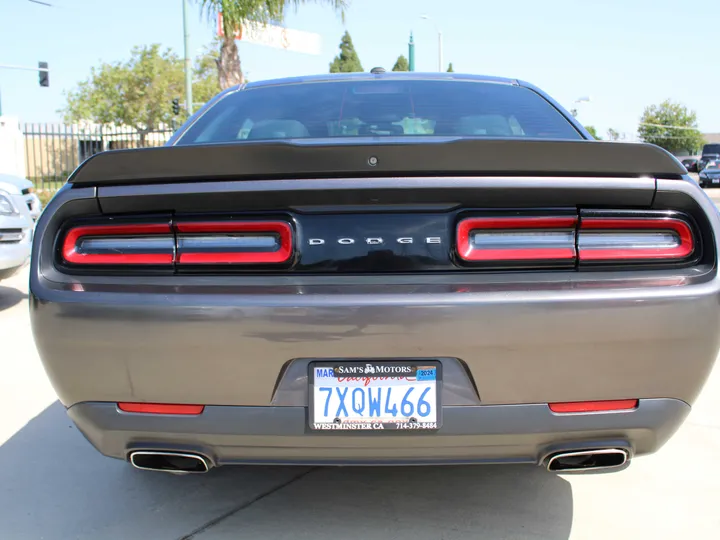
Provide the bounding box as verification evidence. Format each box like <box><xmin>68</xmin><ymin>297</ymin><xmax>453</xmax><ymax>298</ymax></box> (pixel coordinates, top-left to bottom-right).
<box><xmin>29</xmin><ymin>75</ymin><xmax>720</xmax><ymax>473</ymax></box>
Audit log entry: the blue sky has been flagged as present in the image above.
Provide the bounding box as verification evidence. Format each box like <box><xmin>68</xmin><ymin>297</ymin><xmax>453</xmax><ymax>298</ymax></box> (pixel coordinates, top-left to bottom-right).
<box><xmin>1</xmin><ymin>0</ymin><xmax>717</xmax><ymax>138</ymax></box>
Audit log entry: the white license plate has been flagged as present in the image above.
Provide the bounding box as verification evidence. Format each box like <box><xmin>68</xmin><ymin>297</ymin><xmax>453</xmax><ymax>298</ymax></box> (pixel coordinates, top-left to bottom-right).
<box><xmin>713</xmin><ymin>179</ymin><xmax>719</xmax><ymax>184</ymax></box>
<box><xmin>309</xmin><ymin>361</ymin><xmax>441</xmax><ymax>430</ymax></box>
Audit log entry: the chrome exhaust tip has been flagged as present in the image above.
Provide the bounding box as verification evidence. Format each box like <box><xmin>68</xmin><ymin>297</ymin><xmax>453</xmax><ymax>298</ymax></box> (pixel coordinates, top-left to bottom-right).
<box><xmin>546</xmin><ymin>448</ymin><xmax>629</xmax><ymax>472</ymax></box>
<box><xmin>129</xmin><ymin>451</ymin><xmax>211</xmax><ymax>474</ymax></box>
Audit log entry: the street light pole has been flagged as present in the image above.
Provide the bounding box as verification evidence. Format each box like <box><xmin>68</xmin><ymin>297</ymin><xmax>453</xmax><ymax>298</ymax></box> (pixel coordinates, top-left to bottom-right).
<box><xmin>420</xmin><ymin>15</ymin><xmax>443</xmax><ymax>72</ymax></box>
<box><xmin>408</xmin><ymin>32</ymin><xmax>415</xmax><ymax>72</ymax></box>
<box><xmin>437</xmin><ymin>29</ymin><xmax>443</xmax><ymax>72</ymax></box>
<box><xmin>182</xmin><ymin>0</ymin><xmax>193</xmax><ymax>116</ymax></box>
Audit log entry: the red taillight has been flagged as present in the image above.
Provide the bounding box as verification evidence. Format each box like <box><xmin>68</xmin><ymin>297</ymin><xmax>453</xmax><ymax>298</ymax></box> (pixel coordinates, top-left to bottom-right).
<box><xmin>117</xmin><ymin>402</ymin><xmax>205</xmax><ymax>415</ymax></box>
<box><xmin>549</xmin><ymin>399</ymin><xmax>638</xmax><ymax>413</ymax></box>
<box><xmin>174</xmin><ymin>221</ymin><xmax>293</xmax><ymax>264</ymax></box>
<box><xmin>62</xmin><ymin>223</ymin><xmax>174</xmax><ymax>265</ymax></box>
<box><xmin>61</xmin><ymin>220</ymin><xmax>294</xmax><ymax>267</ymax></box>
<box><xmin>456</xmin><ymin>216</ymin><xmax>578</xmax><ymax>263</ymax></box>
<box><xmin>578</xmin><ymin>217</ymin><xmax>694</xmax><ymax>262</ymax></box>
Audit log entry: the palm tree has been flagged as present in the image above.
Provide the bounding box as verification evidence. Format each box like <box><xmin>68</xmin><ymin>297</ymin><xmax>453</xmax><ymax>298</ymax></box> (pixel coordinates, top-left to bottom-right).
<box><xmin>199</xmin><ymin>0</ymin><xmax>348</xmax><ymax>89</ymax></box>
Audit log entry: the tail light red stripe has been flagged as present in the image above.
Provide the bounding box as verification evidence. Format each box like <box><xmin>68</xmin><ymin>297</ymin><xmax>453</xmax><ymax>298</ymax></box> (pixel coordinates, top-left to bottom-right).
<box><xmin>578</xmin><ymin>218</ymin><xmax>694</xmax><ymax>261</ymax></box>
<box><xmin>62</xmin><ymin>221</ymin><xmax>294</xmax><ymax>266</ymax></box>
<box><xmin>59</xmin><ymin>212</ymin><xmax>697</xmax><ymax>270</ymax></box>
<box><xmin>549</xmin><ymin>399</ymin><xmax>639</xmax><ymax>413</ymax></box>
<box><xmin>62</xmin><ymin>224</ymin><xmax>173</xmax><ymax>265</ymax></box>
<box><xmin>457</xmin><ymin>216</ymin><xmax>578</xmax><ymax>262</ymax></box>
<box><xmin>118</xmin><ymin>402</ymin><xmax>205</xmax><ymax>415</ymax></box>
<box><xmin>174</xmin><ymin>221</ymin><xmax>293</xmax><ymax>264</ymax></box>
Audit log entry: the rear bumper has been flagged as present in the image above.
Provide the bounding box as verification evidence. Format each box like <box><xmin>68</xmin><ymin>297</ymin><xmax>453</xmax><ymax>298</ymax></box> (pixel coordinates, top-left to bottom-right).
<box><xmin>68</xmin><ymin>398</ymin><xmax>690</xmax><ymax>466</ymax></box>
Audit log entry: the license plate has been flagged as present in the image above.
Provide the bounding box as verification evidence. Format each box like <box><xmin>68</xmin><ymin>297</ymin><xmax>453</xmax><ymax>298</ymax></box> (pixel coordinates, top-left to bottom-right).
<box><xmin>309</xmin><ymin>361</ymin><xmax>442</xmax><ymax>430</ymax></box>
<box><xmin>713</xmin><ymin>179</ymin><xmax>719</xmax><ymax>184</ymax></box>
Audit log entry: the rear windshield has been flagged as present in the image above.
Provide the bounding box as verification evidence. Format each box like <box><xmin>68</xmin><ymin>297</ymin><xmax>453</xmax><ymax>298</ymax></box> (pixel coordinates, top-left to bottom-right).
<box><xmin>176</xmin><ymin>80</ymin><xmax>582</xmax><ymax>145</ymax></box>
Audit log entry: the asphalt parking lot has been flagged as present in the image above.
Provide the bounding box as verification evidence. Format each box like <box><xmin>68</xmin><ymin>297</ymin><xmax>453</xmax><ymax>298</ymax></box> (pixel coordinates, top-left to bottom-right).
<box><xmin>2</xmin><ymin>191</ymin><xmax>720</xmax><ymax>539</ymax></box>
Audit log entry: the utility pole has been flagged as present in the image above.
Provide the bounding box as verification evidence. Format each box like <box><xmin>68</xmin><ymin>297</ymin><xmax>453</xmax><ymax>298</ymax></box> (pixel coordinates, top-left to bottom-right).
<box><xmin>408</xmin><ymin>32</ymin><xmax>415</xmax><ymax>72</ymax></box>
<box><xmin>182</xmin><ymin>0</ymin><xmax>193</xmax><ymax>116</ymax></box>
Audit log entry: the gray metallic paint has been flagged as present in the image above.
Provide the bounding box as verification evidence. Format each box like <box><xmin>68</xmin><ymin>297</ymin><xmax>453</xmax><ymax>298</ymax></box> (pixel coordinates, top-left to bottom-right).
<box><xmin>29</xmin><ymin>174</ymin><xmax>720</xmax><ymax>465</ymax></box>
<box><xmin>31</xmin><ymin>176</ymin><xmax>720</xmax><ymax>407</ymax></box>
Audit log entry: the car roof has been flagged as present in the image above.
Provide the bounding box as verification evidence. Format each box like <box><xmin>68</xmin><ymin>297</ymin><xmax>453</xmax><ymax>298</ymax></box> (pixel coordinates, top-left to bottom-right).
<box><xmin>242</xmin><ymin>72</ymin><xmax>519</xmax><ymax>90</ymax></box>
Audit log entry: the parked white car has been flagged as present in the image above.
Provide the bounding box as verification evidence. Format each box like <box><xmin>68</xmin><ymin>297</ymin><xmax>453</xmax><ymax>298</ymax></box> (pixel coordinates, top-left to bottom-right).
<box><xmin>0</xmin><ymin>174</ymin><xmax>41</xmax><ymax>280</ymax></box>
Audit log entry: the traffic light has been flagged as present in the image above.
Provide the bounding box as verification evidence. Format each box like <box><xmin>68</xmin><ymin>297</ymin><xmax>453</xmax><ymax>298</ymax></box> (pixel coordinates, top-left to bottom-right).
<box><xmin>38</xmin><ymin>62</ymin><xmax>49</xmax><ymax>87</ymax></box>
<box><xmin>172</xmin><ymin>98</ymin><xmax>180</xmax><ymax>115</ymax></box>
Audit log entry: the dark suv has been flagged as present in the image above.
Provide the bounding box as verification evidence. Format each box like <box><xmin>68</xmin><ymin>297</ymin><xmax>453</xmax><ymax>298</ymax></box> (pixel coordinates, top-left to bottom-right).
<box><xmin>698</xmin><ymin>144</ymin><xmax>720</xmax><ymax>172</ymax></box>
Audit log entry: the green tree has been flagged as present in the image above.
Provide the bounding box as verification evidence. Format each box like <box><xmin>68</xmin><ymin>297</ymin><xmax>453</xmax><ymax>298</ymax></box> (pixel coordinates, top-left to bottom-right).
<box><xmin>193</xmin><ymin>38</ymin><xmax>224</xmax><ymax>107</ymax></box>
<box><xmin>446</xmin><ymin>62</ymin><xmax>454</xmax><ymax>72</ymax></box>
<box><xmin>62</xmin><ymin>45</ymin><xmax>184</xmax><ymax>143</ymax></box>
<box><xmin>330</xmin><ymin>31</ymin><xmax>363</xmax><ymax>73</ymax></box>
<box><xmin>392</xmin><ymin>55</ymin><xmax>409</xmax><ymax>72</ymax></box>
<box><xmin>200</xmin><ymin>1</ymin><xmax>348</xmax><ymax>89</ymax></box>
<box><xmin>62</xmin><ymin>44</ymin><xmax>221</xmax><ymax>141</ymax></box>
<box><xmin>607</xmin><ymin>128</ymin><xmax>620</xmax><ymax>141</ymax></box>
<box><xmin>584</xmin><ymin>126</ymin><xmax>601</xmax><ymax>139</ymax></box>
<box><xmin>638</xmin><ymin>100</ymin><xmax>705</xmax><ymax>154</ymax></box>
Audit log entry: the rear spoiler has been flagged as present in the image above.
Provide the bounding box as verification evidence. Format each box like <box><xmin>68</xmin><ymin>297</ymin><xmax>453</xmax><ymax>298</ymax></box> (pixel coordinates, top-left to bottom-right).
<box><xmin>68</xmin><ymin>139</ymin><xmax>687</xmax><ymax>186</ymax></box>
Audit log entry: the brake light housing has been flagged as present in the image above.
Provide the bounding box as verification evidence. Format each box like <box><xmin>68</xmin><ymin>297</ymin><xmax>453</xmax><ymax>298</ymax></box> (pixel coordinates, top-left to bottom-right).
<box><xmin>59</xmin><ymin>218</ymin><xmax>295</xmax><ymax>269</ymax></box>
<box><xmin>456</xmin><ymin>215</ymin><xmax>578</xmax><ymax>268</ymax></box>
<box><xmin>56</xmin><ymin>210</ymin><xmax>700</xmax><ymax>274</ymax></box>
<box><xmin>456</xmin><ymin>210</ymin><xmax>698</xmax><ymax>269</ymax></box>
<box><xmin>61</xmin><ymin>222</ymin><xmax>174</xmax><ymax>266</ymax></box>
<box><xmin>175</xmin><ymin>221</ymin><xmax>293</xmax><ymax>265</ymax></box>
<box><xmin>577</xmin><ymin>212</ymin><xmax>696</xmax><ymax>265</ymax></box>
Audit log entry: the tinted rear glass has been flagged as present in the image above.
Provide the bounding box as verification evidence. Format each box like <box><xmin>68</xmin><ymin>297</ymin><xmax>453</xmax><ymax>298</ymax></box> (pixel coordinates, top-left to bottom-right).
<box><xmin>177</xmin><ymin>80</ymin><xmax>582</xmax><ymax>145</ymax></box>
<box><xmin>703</xmin><ymin>144</ymin><xmax>720</xmax><ymax>156</ymax></box>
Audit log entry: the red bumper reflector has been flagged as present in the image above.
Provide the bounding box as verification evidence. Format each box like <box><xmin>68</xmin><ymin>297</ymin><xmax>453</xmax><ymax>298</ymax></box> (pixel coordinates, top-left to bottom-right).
<box><xmin>549</xmin><ymin>399</ymin><xmax>639</xmax><ymax>413</ymax></box>
<box><xmin>117</xmin><ymin>403</ymin><xmax>205</xmax><ymax>415</ymax></box>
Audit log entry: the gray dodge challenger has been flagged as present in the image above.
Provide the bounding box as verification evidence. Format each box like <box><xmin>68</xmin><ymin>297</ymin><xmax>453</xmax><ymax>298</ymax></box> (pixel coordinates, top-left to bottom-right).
<box><xmin>30</xmin><ymin>72</ymin><xmax>720</xmax><ymax>474</ymax></box>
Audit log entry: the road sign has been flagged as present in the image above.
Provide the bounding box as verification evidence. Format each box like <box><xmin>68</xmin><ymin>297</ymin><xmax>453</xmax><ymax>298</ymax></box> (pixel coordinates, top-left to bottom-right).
<box><xmin>217</xmin><ymin>14</ymin><xmax>321</xmax><ymax>55</ymax></box>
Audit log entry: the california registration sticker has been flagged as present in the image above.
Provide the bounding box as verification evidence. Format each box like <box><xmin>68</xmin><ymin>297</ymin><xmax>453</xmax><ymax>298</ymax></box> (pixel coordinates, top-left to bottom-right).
<box><xmin>308</xmin><ymin>360</ymin><xmax>442</xmax><ymax>431</ymax></box>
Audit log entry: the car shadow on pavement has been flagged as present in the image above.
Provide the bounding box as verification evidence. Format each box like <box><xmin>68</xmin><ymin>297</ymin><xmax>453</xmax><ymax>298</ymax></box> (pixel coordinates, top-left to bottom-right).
<box><xmin>0</xmin><ymin>285</ymin><xmax>27</xmax><ymax>312</ymax></box>
<box><xmin>0</xmin><ymin>401</ymin><xmax>573</xmax><ymax>540</ymax></box>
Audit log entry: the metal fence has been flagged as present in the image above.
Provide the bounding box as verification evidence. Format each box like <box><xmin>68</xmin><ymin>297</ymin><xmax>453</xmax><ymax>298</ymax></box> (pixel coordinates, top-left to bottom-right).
<box><xmin>23</xmin><ymin>124</ymin><xmax>175</xmax><ymax>192</ymax></box>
